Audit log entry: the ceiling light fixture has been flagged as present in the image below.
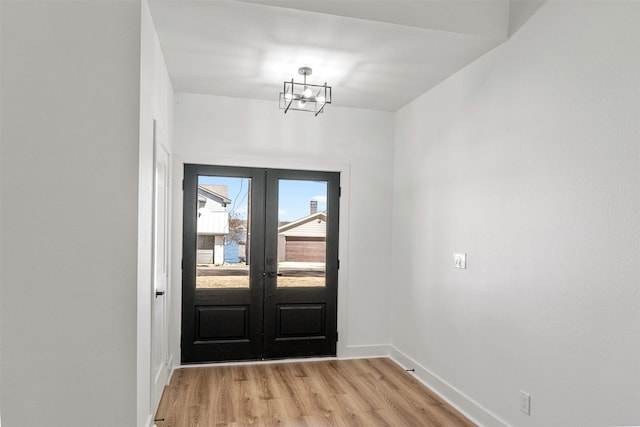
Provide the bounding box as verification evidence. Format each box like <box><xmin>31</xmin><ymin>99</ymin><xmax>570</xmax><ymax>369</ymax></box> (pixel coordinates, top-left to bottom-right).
<box><xmin>279</xmin><ymin>67</ymin><xmax>332</xmax><ymax>116</ymax></box>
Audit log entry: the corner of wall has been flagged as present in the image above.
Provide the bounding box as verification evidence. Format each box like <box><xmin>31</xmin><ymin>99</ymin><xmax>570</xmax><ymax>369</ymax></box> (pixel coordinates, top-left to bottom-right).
<box><xmin>389</xmin><ymin>347</ymin><xmax>509</xmax><ymax>427</ymax></box>
<box><xmin>389</xmin><ymin>2</ymin><xmax>640</xmax><ymax>426</ymax></box>
<box><xmin>138</xmin><ymin>1</ymin><xmax>175</xmax><ymax>425</ymax></box>
<box><xmin>508</xmin><ymin>0</ymin><xmax>544</xmax><ymax>37</ymax></box>
<box><xmin>0</xmin><ymin>0</ymin><xmax>3</xmax><ymax>422</ymax></box>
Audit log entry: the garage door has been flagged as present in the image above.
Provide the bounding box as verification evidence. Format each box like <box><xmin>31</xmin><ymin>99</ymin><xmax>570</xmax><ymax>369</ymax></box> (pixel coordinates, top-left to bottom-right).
<box><xmin>285</xmin><ymin>238</ymin><xmax>326</xmax><ymax>262</ymax></box>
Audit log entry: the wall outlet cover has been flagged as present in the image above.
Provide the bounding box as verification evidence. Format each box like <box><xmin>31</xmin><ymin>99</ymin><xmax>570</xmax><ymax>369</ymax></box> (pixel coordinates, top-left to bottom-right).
<box><xmin>453</xmin><ymin>252</ymin><xmax>466</xmax><ymax>269</ymax></box>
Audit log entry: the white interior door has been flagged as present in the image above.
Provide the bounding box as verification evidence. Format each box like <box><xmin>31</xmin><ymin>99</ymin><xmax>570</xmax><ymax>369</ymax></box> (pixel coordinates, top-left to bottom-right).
<box><xmin>151</xmin><ymin>120</ymin><xmax>170</xmax><ymax>412</ymax></box>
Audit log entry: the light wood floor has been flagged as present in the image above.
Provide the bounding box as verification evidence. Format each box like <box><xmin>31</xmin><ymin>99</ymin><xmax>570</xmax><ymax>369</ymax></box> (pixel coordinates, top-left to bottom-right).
<box><xmin>155</xmin><ymin>357</ymin><xmax>476</xmax><ymax>426</ymax></box>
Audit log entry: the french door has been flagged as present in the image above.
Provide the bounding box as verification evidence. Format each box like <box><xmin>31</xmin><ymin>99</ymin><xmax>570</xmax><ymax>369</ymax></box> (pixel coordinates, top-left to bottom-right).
<box><xmin>181</xmin><ymin>164</ymin><xmax>339</xmax><ymax>363</ymax></box>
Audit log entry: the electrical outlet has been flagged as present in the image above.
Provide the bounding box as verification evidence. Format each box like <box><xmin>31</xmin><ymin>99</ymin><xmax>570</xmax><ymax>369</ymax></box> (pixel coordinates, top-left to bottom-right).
<box><xmin>520</xmin><ymin>391</ymin><xmax>531</xmax><ymax>415</ymax></box>
<box><xmin>453</xmin><ymin>252</ymin><xmax>466</xmax><ymax>269</ymax></box>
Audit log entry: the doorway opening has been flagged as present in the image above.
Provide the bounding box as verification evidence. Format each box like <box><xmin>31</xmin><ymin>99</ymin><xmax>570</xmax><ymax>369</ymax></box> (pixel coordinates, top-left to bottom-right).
<box><xmin>181</xmin><ymin>164</ymin><xmax>340</xmax><ymax>363</ymax></box>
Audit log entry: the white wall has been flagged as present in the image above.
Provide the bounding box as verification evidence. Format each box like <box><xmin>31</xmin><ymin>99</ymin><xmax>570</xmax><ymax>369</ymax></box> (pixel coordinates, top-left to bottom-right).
<box><xmin>0</xmin><ymin>2</ymin><xmax>3</xmax><ymax>424</ymax></box>
<box><xmin>0</xmin><ymin>2</ymin><xmax>141</xmax><ymax>426</ymax></box>
<box><xmin>138</xmin><ymin>2</ymin><xmax>174</xmax><ymax>426</ymax></box>
<box><xmin>170</xmin><ymin>93</ymin><xmax>395</xmax><ymax>364</ymax></box>
<box><xmin>391</xmin><ymin>2</ymin><xmax>640</xmax><ymax>426</ymax></box>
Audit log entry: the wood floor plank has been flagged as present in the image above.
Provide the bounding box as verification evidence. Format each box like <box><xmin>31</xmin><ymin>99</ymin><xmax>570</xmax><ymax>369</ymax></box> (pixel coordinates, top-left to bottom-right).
<box><xmin>356</xmin><ymin>358</ymin><xmax>444</xmax><ymax>426</ymax></box>
<box><xmin>155</xmin><ymin>358</ymin><xmax>476</xmax><ymax>427</ymax></box>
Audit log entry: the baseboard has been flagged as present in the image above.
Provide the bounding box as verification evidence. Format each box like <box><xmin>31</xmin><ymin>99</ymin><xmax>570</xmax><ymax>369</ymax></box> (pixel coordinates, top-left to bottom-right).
<box><xmin>389</xmin><ymin>346</ymin><xmax>509</xmax><ymax>427</ymax></box>
<box><xmin>166</xmin><ymin>364</ymin><xmax>174</xmax><ymax>386</ymax></box>
<box><xmin>177</xmin><ymin>356</ymin><xmax>340</xmax><ymax>369</ymax></box>
<box><xmin>166</xmin><ymin>354</ymin><xmax>175</xmax><ymax>385</ymax></box>
<box><xmin>174</xmin><ymin>345</ymin><xmax>392</xmax><ymax>369</ymax></box>
<box><xmin>338</xmin><ymin>344</ymin><xmax>390</xmax><ymax>359</ymax></box>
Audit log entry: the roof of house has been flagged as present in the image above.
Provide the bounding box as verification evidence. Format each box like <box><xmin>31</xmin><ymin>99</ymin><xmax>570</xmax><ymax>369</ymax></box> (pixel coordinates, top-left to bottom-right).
<box><xmin>278</xmin><ymin>211</ymin><xmax>326</xmax><ymax>233</ymax></box>
<box><xmin>198</xmin><ymin>185</ymin><xmax>231</xmax><ymax>204</ymax></box>
<box><xmin>200</xmin><ymin>184</ymin><xmax>228</xmax><ymax>198</ymax></box>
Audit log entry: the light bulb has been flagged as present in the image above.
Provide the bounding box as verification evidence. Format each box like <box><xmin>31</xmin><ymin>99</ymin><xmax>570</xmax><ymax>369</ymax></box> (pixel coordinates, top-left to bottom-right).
<box><xmin>284</xmin><ymin>93</ymin><xmax>292</xmax><ymax>101</ymax></box>
<box><xmin>316</xmin><ymin>95</ymin><xmax>325</xmax><ymax>104</ymax></box>
<box><xmin>303</xmin><ymin>87</ymin><xmax>313</xmax><ymax>98</ymax></box>
<box><xmin>298</xmin><ymin>99</ymin><xmax>307</xmax><ymax>108</ymax></box>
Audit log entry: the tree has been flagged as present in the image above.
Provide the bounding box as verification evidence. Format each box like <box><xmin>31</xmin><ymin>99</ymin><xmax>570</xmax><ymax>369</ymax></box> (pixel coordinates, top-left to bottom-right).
<box><xmin>227</xmin><ymin>211</ymin><xmax>247</xmax><ymax>245</ymax></box>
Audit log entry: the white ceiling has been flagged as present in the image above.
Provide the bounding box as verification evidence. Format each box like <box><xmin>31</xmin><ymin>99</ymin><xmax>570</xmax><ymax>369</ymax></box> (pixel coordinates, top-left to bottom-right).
<box><xmin>148</xmin><ymin>0</ymin><xmax>513</xmax><ymax>111</ymax></box>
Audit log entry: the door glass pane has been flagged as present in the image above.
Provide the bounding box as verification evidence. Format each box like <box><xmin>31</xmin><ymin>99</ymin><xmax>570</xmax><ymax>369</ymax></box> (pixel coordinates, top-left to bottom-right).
<box><xmin>196</xmin><ymin>176</ymin><xmax>250</xmax><ymax>288</ymax></box>
<box><xmin>276</xmin><ymin>179</ymin><xmax>327</xmax><ymax>287</ymax></box>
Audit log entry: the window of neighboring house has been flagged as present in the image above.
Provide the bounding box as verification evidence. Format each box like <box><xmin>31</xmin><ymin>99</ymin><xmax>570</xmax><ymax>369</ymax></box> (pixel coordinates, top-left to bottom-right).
<box><xmin>197</xmin><ymin>235</ymin><xmax>215</xmax><ymax>250</ymax></box>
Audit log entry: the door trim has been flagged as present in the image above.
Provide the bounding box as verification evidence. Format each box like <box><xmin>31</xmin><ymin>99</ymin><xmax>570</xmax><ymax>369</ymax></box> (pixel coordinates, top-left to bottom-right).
<box><xmin>181</xmin><ymin>164</ymin><xmax>340</xmax><ymax>363</ymax></box>
<box><xmin>170</xmin><ymin>154</ymin><xmax>351</xmax><ymax>365</ymax></box>
<box><xmin>150</xmin><ymin>119</ymin><xmax>170</xmax><ymax>410</ymax></box>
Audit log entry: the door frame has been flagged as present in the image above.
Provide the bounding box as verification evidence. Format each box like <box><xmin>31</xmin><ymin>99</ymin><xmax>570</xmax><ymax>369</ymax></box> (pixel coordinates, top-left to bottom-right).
<box><xmin>181</xmin><ymin>165</ymin><xmax>340</xmax><ymax>363</ymax></box>
<box><xmin>181</xmin><ymin>164</ymin><xmax>266</xmax><ymax>362</ymax></box>
<box><xmin>150</xmin><ymin>120</ymin><xmax>171</xmax><ymax>411</ymax></box>
<box><xmin>169</xmin><ymin>154</ymin><xmax>351</xmax><ymax>366</ymax></box>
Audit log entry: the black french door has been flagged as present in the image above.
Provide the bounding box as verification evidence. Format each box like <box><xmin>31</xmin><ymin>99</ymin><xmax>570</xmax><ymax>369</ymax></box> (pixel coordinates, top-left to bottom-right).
<box><xmin>181</xmin><ymin>164</ymin><xmax>339</xmax><ymax>363</ymax></box>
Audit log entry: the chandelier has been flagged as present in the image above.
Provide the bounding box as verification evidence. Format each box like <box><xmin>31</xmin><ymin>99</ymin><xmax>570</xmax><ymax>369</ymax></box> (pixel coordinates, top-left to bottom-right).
<box><xmin>279</xmin><ymin>67</ymin><xmax>332</xmax><ymax>116</ymax></box>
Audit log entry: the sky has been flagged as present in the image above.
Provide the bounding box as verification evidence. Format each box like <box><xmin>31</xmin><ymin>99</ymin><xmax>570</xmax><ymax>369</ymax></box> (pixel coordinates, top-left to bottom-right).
<box><xmin>199</xmin><ymin>175</ymin><xmax>327</xmax><ymax>222</ymax></box>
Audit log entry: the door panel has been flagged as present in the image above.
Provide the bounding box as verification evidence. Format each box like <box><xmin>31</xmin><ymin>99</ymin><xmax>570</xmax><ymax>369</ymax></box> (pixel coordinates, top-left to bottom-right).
<box><xmin>263</xmin><ymin>170</ymin><xmax>339</xmax><ymax>359</ymax></box>
<box><xmin>182</xmin><ymin>165</ymin><xmax>265</xmax><ymax>363</ymax></box>
<box><xmin>277</xmin><ymin>304</ymin><xmax>326</xmax><ymax>336</ymax></box>
<box><xmin>195</xmin><ymin>305</ymin><xmax>249</xmax><ymax>340</ymax></box>
<box><xmin>182</xmin><ymin>165</ymin><xmax>338</xmax><ymax>363</ymax></box>
<box><xmin>151</xmin><ymin>122</ymin><xmax>170</xmax><ymax>409</ymax></box>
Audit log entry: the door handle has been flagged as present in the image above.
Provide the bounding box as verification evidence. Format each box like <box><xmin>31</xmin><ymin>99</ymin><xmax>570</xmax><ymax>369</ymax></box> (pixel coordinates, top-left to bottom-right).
<box><xmin>262</xmin><ymin>272</ymin><xmax>283</xmax><ymax>278</ymax></box>
<box><xmin>155</xmin><ymin>290</ymin><xmax>165</xmax><ymax>297</ymax></box>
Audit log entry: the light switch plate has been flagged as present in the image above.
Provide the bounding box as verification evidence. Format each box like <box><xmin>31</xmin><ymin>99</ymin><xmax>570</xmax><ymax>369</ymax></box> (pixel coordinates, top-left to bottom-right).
<box><xmin>453</xmin><ymin>253</ymin><xmax>466</xmax><ymax>269</ymax></box>
<box><xmin>520</xmin><ymin>391</ymin><xmax>531</xmax><ymax>415</ymax></box>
